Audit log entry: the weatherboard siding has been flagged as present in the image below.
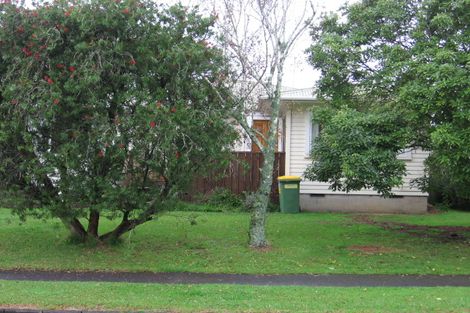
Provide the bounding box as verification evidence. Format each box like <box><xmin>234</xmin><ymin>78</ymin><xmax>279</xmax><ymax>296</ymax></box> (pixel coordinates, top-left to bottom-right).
<box><xmin>287</xmin><ymin>109</ymin><xmax>429</xmax><ymax>196</ymax></box>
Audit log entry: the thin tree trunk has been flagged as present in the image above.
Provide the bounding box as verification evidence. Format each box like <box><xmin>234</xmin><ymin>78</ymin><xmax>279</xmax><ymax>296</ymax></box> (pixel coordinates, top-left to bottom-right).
<box><xmin>87</xmin><ymin>210</ymin><xmax>100</xmax><ymax>238</ymax></box>
<box><xmin>249</xmin><ymin>152</ymin><xmax>275</xmax><ymax>247</ymax></box>
<box><xmin>249</xmin><ymin>61</ymin><xmax>285</xmax><ymax>248</ymax></box>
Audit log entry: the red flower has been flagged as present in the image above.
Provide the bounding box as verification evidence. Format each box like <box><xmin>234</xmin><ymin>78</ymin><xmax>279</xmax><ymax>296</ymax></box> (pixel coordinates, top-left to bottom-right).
<box><xmin>39</xmin><ymin>45</ymin><xmax>47</xmax><ymax>50</ymax></box>
<box><xmin>44</xmin><ymin>75</ymin><xmax>53</xmax><ymax>85</ymax></box>
<box><xmin>63</xmin><ymin>27</ymin><xmax>70</xmax><ymax>33</ymax></box>
<box><xmin>97</xmin><ymin>150</ymin><xmax>105</xmax><ymax>158</ymax></box>
<box><xmin>149</xmin><ymin>121</ymin><xmax>156</xmax><ymax>128</ymax></box>
<box><xmin>129</xmin><ymin>58</ymin><xmax>137</xmax><ymax>65</ymax></box>
<box><xmin>22</xmin><ymin>47</ymin><xmax>32</xmax><ymax>57</ymax></box>
<box><xmin>122</xmin><ymin>8</ymin><xmax>130</xmax><ymax>14</ymax></box>
<box><xmin>56</xmin><ymin>63</ymin><xmax>65</xmax><ymax>69</ymax></box>
<box><xmin>175</xmin><ymin>151</ymin><xmax>181</xmax><ymax>159</ymax></box>
<box><xmin>64</xmin><ymin>10</ymin><xmax>71</xmax><ymax>17</ymax></box>
<box><xmin>53</xmin><ymin>99</ymin><xmax>60</xmax><ymax>105</ymax></box>
<box><xmin>10</xmin><ymin>99</ymin><xmax>18</xmax><ymax>105</ymax></box>
<box><xmin>68</xmin><ymin>66</ymin><xmax>76</xmax><ymax>72</ymax></box>
<box><xmin>32</xmin><ymin>11</ymin><xmax>39</xmax><ymax>17</ymax></box>
<box><xmin>17</xmin><ymin>26</ymin><xmax>25</xmax><ymax>33</ymax></box>
<box><xmin>34</xmin><ymin>53</ymin><xmax>41</xmax><ymax>61</ymax></box>
<box><xmin>170</xmin><ymin>107</ymin><xmax>177</xmax><ymax>113</ymax></box>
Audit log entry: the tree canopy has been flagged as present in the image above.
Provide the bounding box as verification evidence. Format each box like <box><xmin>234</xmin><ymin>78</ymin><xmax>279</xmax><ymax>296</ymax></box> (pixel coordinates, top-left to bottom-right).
<box><xmin>305</xmin><ymin>0</ymin><xmax>469</xmax><ymax>202</ymax></box>
<box><xmin>0</xmin><ymin>0</ymin><xmax>237</xmax><ymax>241</ymax></box>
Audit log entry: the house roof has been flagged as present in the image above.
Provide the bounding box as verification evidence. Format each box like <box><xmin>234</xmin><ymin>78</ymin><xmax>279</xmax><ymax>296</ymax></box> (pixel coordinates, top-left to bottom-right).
<box><xmin>260</xmin><ymin>87</ymin><xmax>317</xmax><ymax>101</ymax></box>
<box><xmin>280</xmin><ymin>87</ymin><xmax>316</xmax><ymax>101</ymax></box>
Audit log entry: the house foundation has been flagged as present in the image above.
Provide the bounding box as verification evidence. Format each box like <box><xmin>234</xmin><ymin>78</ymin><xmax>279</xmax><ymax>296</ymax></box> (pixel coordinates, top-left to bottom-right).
<box><xmin>300</xmin><ymin>194</ymin><xmax>428</xmax><ymax>214</ymax></box>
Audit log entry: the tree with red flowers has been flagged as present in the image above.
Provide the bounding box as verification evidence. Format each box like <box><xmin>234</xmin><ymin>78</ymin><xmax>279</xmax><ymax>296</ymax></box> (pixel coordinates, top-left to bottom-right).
<box><xmin>0</xmin><ymin>0</ymin><xmax>237</xmax><ymax>242</ymax></box>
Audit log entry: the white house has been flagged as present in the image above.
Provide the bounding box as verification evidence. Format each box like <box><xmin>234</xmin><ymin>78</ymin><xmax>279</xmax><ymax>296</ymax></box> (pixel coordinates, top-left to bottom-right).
<box><xmin>236</xmin><ymin>87</ymin><xmax>429</xmax><ymax>213</ymax></box>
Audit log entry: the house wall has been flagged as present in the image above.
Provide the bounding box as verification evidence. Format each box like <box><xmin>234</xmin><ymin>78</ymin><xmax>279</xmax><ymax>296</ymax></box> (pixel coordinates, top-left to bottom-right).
<box><xmin>285</xmin><ymin>107</ymin><xmax>430</xmax><ymax>213</ymax></box>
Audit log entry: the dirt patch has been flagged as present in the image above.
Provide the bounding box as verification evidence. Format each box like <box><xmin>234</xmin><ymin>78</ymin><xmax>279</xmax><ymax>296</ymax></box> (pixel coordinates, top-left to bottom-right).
<box><xmin>352</xmin><ymin>215</ymin><xmax>470</xmax><ymax>243</ymax></box>
<box><xmin>348</xmin><ymin>245</ymin><xmax>402</xmax><ymax>254</ymax></box>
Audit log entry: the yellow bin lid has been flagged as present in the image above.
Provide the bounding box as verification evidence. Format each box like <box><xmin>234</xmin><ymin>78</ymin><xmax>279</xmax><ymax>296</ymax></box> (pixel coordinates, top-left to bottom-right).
<box><xmin>278</xmin><ymin>175</ymin><xmax>302</xmax><ymax>181</ymax></box>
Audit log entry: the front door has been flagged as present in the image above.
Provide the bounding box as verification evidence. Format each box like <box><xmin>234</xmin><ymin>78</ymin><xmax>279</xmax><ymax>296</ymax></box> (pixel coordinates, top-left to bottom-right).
<box><xmin>252</xmin><ymin>120</ymin><xmax>270</xmax><ymax>153</ymax></box>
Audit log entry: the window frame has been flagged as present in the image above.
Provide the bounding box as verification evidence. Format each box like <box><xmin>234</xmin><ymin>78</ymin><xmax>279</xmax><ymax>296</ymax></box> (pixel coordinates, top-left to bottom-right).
<box><xmin>305</xmin><ymin>112</ymin><xmax>320</xmax><ymax>157</ymax></box>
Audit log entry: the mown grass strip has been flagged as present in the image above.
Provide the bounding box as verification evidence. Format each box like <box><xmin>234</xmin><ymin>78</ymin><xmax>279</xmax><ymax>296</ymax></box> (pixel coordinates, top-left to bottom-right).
<box><xmin>1</xmin><ymin>280</ymin><xmax>469</xmax><ymax>313</ymax></box>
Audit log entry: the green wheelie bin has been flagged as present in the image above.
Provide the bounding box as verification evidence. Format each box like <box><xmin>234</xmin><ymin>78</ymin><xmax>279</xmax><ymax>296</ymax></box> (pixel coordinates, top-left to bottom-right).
<box><xmin>278</xmin><ymin>176</ymin><xmax>301</xmax><ymax>213</ymax></box>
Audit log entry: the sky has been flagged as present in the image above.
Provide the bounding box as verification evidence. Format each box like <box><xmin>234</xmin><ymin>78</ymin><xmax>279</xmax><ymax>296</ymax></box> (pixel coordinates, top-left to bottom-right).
<box><xmin>163</xmin><ymin>0</ymin><xmax>351</xmax><ymax>89</ymax></box>
<box><xmin>21</xmin><ymin>0</ymin><xmax>351</xmax><ymax>89</ymax></box>
<box><xmin>281</xmin><ymin>0</ymin><xmax>349</xmax><ymax>89</ymax></box>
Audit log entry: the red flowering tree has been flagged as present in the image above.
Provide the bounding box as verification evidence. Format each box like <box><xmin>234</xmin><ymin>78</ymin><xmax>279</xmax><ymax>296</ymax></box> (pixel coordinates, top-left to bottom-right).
<box><xmin>0</xmin><ymin>0</ymin><xmax>237</xmax><ymax>242</ymax></box>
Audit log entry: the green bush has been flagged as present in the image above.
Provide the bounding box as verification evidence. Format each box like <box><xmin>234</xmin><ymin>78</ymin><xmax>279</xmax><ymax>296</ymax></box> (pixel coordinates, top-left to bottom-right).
<box><xmin>418</xmin><ymin>157</ymin><xmax>470</xmax><ymax>212</ymax></box>
<box><xmin>267</xmin><ymin>201</ymin><xmax>280</xmax><ymax>212</ymax></box>
<box><xmin>177</xmin><ymin>189</ymin><xmax>280</xmax><ymax>213</ymax></box>
<box><xmin>172</xmin><ymin>201</ymin><xmax>226</xmax><ymax>213</ymax></box>
<box><xmin>207</xmin><ymin>188</ymin><xmax>244</xmax><ymax>209</ymax></box>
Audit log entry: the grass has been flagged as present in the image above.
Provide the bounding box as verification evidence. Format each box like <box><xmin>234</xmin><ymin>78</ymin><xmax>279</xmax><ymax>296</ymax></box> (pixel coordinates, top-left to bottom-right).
<box><xmin>0</xmin><ymin>208</ymin><xmax>469</xmax><ymax>275</ymax></box>
<box><xmin>373</xmin><ymin>211</ymin><xmax>470</xmax><ymax>227</ymax></box>
<box><xmin>0</xmin><ymin>280</ymin><xmax>469</xmax><ymax>313</ymax></box>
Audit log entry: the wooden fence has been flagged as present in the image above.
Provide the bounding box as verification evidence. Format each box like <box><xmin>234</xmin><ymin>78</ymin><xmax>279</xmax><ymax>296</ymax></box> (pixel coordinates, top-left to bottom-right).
<box><xmin>184</xmin><ymin>152</ymin><xmax>286</xmax><ymax>203</ymax></box>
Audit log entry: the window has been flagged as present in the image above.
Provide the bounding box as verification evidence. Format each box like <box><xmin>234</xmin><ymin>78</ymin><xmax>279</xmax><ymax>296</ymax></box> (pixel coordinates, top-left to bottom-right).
<box><xmin>305</xmin><ymin>112</ymin><xmax>320</xmax><ymax>156</ymax></box>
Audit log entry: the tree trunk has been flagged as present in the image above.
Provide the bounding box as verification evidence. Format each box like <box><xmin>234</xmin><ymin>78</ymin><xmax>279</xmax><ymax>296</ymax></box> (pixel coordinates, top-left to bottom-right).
<box><xmin>248</xmin><ymin>58</ymin><xmax>285</xmax><ymax>248</ymax></box>
<box><xmin>99</xmin><ymin>211</ymin><xmax>152</xmax><ymax>243</ymax></box>
<box><xmin>248</xmin><ymin>156</ymin><xmax>274</xmax><ymax>247</ymax></box>
<box><xmin>64</xmin><ymin>218</ymin><xmax>87</xmax><ymax>242</ymax></box>
<box><xmin>87</xmin><ymin>210</ymin><xmax>100</xmax><ymax>238</ymax></box>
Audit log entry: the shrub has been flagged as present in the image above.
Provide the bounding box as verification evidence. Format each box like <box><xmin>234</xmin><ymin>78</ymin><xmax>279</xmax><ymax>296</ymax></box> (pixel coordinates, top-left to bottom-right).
<box><xmin>207</xmin><ymin>188</ymin><xmax>244</xmax><ymax>210</ymax></box>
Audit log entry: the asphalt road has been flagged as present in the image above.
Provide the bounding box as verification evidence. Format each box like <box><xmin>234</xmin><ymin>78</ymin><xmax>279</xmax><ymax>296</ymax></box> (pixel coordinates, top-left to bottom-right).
<box><xmin>0</xmin><ymin>269</ymin><xmax>469</xmax><ymax>287</ymax></box>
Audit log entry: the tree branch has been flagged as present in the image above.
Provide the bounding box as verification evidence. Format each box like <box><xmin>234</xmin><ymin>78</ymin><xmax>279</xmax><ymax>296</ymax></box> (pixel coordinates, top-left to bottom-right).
<box><xmin>203</xmin><ymin>77</ymin><xmax>266</xmax><ymax>151</ymax></box>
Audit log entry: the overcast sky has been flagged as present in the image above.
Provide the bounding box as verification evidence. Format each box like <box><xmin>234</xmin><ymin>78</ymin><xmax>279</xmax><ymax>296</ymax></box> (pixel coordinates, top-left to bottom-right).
<box><xmin>166</xmin><ymin>0</ymin><xmax>351</xmax><ymax>89</ymax></box>
<box><xmin>282</xmin><ymin>0</ymin><xmax>349</xmax><ymax>88</ymax></box>
<box><xmin>171</xmin><ymin>0</ymin><xmax>354</xmax><ymax>88</ymax></box>
<box><xmin>22</xmin><ymin>0</ymin><xmax>351</xmax><ymax>89</ymax></box>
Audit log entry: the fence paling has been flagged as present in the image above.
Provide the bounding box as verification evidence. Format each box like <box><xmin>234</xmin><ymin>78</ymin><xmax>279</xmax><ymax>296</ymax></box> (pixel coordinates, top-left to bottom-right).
<box><xmin>186</xmin><ymin>152</ymin><xmax>285</xmax><ymax>203</ymax></box>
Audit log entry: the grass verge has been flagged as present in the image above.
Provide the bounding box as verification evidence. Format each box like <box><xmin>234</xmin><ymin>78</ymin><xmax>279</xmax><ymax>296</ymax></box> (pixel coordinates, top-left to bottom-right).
<box><xmin>0</xmin><ymin>209</ymin><xmax>468</xmax><ymax>274</ymax></box>
<box><xmin>0</xmin><ymin>280</ymin><xmax>469</xmax><ymax>313</ymax></box>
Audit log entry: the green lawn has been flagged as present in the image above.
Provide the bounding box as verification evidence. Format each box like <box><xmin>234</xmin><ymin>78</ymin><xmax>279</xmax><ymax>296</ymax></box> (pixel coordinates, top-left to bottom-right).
<box><xmin>0</xmin><ymin>208</ymin><xmax>469</xmax><ymax>274</ymax></box>
<box><xmin>373</xmin><ymin>211</ymin><xmax>470</xmax><ymax>227</ymax></box>
<box><xmin>1</xmin><ymin>280</ymin><xmax>469</xmax><ymax>313</ymax></box>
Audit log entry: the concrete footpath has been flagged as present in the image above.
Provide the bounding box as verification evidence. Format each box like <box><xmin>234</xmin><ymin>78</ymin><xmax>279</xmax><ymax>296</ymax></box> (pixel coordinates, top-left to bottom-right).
<box><xmin>0</xmin><ymin>269</ymin><xmax>469</xmax><ymax>287</ymax></box>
